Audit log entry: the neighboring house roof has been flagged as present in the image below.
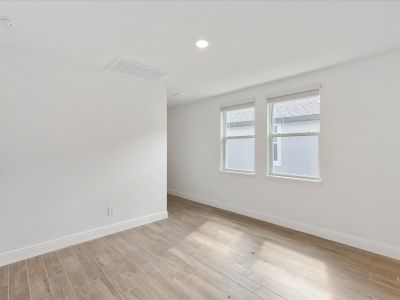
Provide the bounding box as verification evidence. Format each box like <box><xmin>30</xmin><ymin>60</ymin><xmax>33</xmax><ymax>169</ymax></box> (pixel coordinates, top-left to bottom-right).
<box><xmin>226</xmin><ymin>96</ymin><xmax>320</xmax><ymax>127</ymax></box>
<box><xmin>226</xmin><ymin>107</ymin><xmax>254</xmax><ymax>124</ymax></box>
<box><xmin>273</xmin><ymin>96</ymin><xmax>320</xmax><ymax>119</ymax></box>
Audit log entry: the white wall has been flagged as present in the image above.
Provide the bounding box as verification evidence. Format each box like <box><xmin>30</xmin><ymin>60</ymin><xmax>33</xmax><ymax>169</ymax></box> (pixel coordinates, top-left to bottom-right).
<box><xmin>0</xmin><ymin>47</ymin><xmax>167</xmax><ymax>265</ymax></box>
<box><xmin>168</xmin><ymin>50</ymin><xmax>400</xmax><ymax>259</ymax></box>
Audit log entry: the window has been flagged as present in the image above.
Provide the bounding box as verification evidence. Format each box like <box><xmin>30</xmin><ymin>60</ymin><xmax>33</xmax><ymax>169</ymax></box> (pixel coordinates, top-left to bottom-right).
<box><xmin>268</xmin><ymin>89</ymin><xmax>320</xmax><ymax>179</ymax></box>
<box><xmin>221</xmin><ymin>103</ymin><xmax>255</xmax><ymax>173</ymax></box>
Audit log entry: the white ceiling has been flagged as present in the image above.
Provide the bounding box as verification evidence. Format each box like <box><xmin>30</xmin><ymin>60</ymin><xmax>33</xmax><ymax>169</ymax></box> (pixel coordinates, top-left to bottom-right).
<box><xmin>1</xmin><ymin>1</ymin><xmax>400</xmax><ymax>106</ymax></box>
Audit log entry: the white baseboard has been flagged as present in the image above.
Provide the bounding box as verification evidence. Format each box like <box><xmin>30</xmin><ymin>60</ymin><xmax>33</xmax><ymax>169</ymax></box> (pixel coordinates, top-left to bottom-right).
<box><xmin>168</xmin><ymin>189</ymin><xmax>400</xmax><ymax>261</ymax></box>
<box><xmin>0</xmin><ymin>211</ymin><xmax>168</xmax><ymax>267</ymax></box>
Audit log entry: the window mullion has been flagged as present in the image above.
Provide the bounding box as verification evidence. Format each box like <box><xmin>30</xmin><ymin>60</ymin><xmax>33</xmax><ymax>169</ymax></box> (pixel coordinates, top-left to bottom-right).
<box><xmin>225</xmin><ymin>135</ymin><xmax>255</xmax><ymax>139</ymax></box>
<box><xmin>271</xmin><ymin>132</ymin><xmax>319</xmax><ymax>138</ymax></box>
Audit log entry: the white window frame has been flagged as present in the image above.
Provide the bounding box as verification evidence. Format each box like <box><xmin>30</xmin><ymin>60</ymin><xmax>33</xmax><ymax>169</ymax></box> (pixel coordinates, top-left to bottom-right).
<box><xmin>267</xmin><ymin>88</ymin><xmax>321</xmax><ymax>181</ymax></box>
<box><xmin>220</xmin><ymin>102</ymin><xmax>255</xmax><ymax>174</ymax></box>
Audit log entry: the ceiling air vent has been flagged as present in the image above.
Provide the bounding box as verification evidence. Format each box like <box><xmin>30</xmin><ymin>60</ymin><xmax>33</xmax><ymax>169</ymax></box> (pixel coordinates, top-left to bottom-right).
<box><xmin>105</xmin><ymin>58</ymin><xmax>166</xmax><ymax>81</ymax></box>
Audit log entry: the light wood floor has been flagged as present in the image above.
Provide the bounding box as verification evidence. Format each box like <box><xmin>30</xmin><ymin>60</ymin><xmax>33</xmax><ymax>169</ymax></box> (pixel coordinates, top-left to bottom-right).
<box><xmin>1</xmin><ymin>195</ymin><xmax>400</xmax><ymax>300</ymax></box>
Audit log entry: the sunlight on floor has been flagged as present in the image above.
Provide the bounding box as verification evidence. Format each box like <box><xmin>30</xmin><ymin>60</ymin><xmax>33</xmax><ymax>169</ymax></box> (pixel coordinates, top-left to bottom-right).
<box><xmin>184</xmin><ymin>221</ymin><xmax>244</xmax><ymax>255</ymax></box>
<box><xmin>249</xmin><ymin>240</ymin><xmax>336</xmax><ymax>300</ymax></box>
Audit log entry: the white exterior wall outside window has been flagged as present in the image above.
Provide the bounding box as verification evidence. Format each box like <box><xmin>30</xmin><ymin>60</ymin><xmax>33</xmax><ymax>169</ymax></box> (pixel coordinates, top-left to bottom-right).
<box><xmin>267</xmin><ymin>89</ymin><xmax>320</xmax><ymax>180</ymax></box>
<box><xmin>221</xmin><ymin>103</ymin><xmax>255</xmax><ymax>173</ymax></box>
<box><xmin>272</xmin><ymin>124</ymin><xmax>282</xmax><ymax>166</ymax></box>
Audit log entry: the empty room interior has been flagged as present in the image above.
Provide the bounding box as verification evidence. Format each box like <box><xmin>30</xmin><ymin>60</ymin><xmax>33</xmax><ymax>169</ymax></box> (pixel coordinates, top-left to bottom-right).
<box><xmin>1</xmin><ymin>1</ymin><xmax>400</xmax><ymax>299</ymax></box>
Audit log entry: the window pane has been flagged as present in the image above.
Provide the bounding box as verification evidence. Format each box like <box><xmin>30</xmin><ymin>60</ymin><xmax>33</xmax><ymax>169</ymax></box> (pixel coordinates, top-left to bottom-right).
<box><xmin>272</xmin><ymin>136</ymin><xmax>319</xmax><ymax>178</ymax></box>
<box><xmin>226</xmin><ymin>107</ymin><xmax>255</xmax><ymax>136</ymax></box>
<box><xmin>272</xmin><ymin>96</ymin><xmax>320</xmax><ymax>134</ymax></box>
<box><xmin>225</xmin><ymin>138</ymin><xmax>254</xmax><ymax>172</ymax></box>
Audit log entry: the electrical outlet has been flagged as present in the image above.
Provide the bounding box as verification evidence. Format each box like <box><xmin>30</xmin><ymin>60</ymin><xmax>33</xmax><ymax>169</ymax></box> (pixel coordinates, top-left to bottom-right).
<box><xmin>107</xmin><ymin>206</ymin><xmax>114</xmax><ymax>216</ymax></box>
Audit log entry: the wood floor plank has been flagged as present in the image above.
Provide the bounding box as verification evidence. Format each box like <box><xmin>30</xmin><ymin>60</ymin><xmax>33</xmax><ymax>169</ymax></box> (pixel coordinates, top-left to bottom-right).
<box><xmin>27</xmin><ymin>256</ymin><xmax>53</xmax><ymax>300</ymax></box>
<box><xmin>90</xmin><ymin>253</ymin><xmax>132</xmax><ymax>295</ymax></box>
<box><xmin>0</xmin><ymin>266</ymin><xmax>8</xmax><ymax>300</ymax></box>
<box><xmin>8</xmin><ymin>261</ymin><xmax>30</xmax><ymax>300</ymax></box>
<box><xmin>43</xmin><ymin>253</ymin><xmax>64</xmax><ymax>278</ymax></box>
<box><xmin>69</xmin><ymin>245</ymin><xmax>105</xmax><ymax>282</ymax></box>
<box><xmin>0</xmin><ymin>287</ymin><xmax>7</xmax><ymax>300</ymax></box>
<box><xmin>0</xmin><ymin>266</ymin><xmax>7</xmax><ymax>288</ymax></box>
<box><xmin>43</xmin><ymin>253</ymin><xmax>76</xmax><ymax>300</ymax></box>
<box><xmin>59</xmin><ymin>255</ymin><xmax>95</xmax><ymax>299</ymax></box>
<box><xmin>89</xmin><ymin>277</ymin><xmax>121</xmax><ymax>300</ymax></box>
<box><xmin>47</xmin><ymin>274</ymin><xmax>76</xmax><ymax>300</ymax></box>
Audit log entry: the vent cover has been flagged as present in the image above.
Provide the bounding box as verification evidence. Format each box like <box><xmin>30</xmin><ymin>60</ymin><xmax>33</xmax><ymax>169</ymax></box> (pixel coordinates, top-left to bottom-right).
<box><xmin>105</xmin><ymin>58</ymin><xmax>166</xmax><ymax>81</ymax></box>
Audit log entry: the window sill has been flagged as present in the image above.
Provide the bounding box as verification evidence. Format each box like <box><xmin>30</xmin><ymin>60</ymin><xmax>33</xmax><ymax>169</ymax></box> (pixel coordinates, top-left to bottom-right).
<box><xmin>266</xmin><ymin>174</ymin><xmax>322</xmax><ymax>184</ymax></box>
<box><xmin>220</xmin><ymin>170</ymin><xmax>256</xmax><ymax>176</ymax></box>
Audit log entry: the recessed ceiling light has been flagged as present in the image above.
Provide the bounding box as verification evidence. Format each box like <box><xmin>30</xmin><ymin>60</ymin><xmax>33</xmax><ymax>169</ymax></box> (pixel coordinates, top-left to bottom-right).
<box><xmin>195</xmin><ymin>39</ymin><xmax>209</xmax><ymax>49</ymax></box>
<box><xmin>0</xmin><ymin>17</ymin><xmax>19</xmax><ymax>30</ymax></box>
